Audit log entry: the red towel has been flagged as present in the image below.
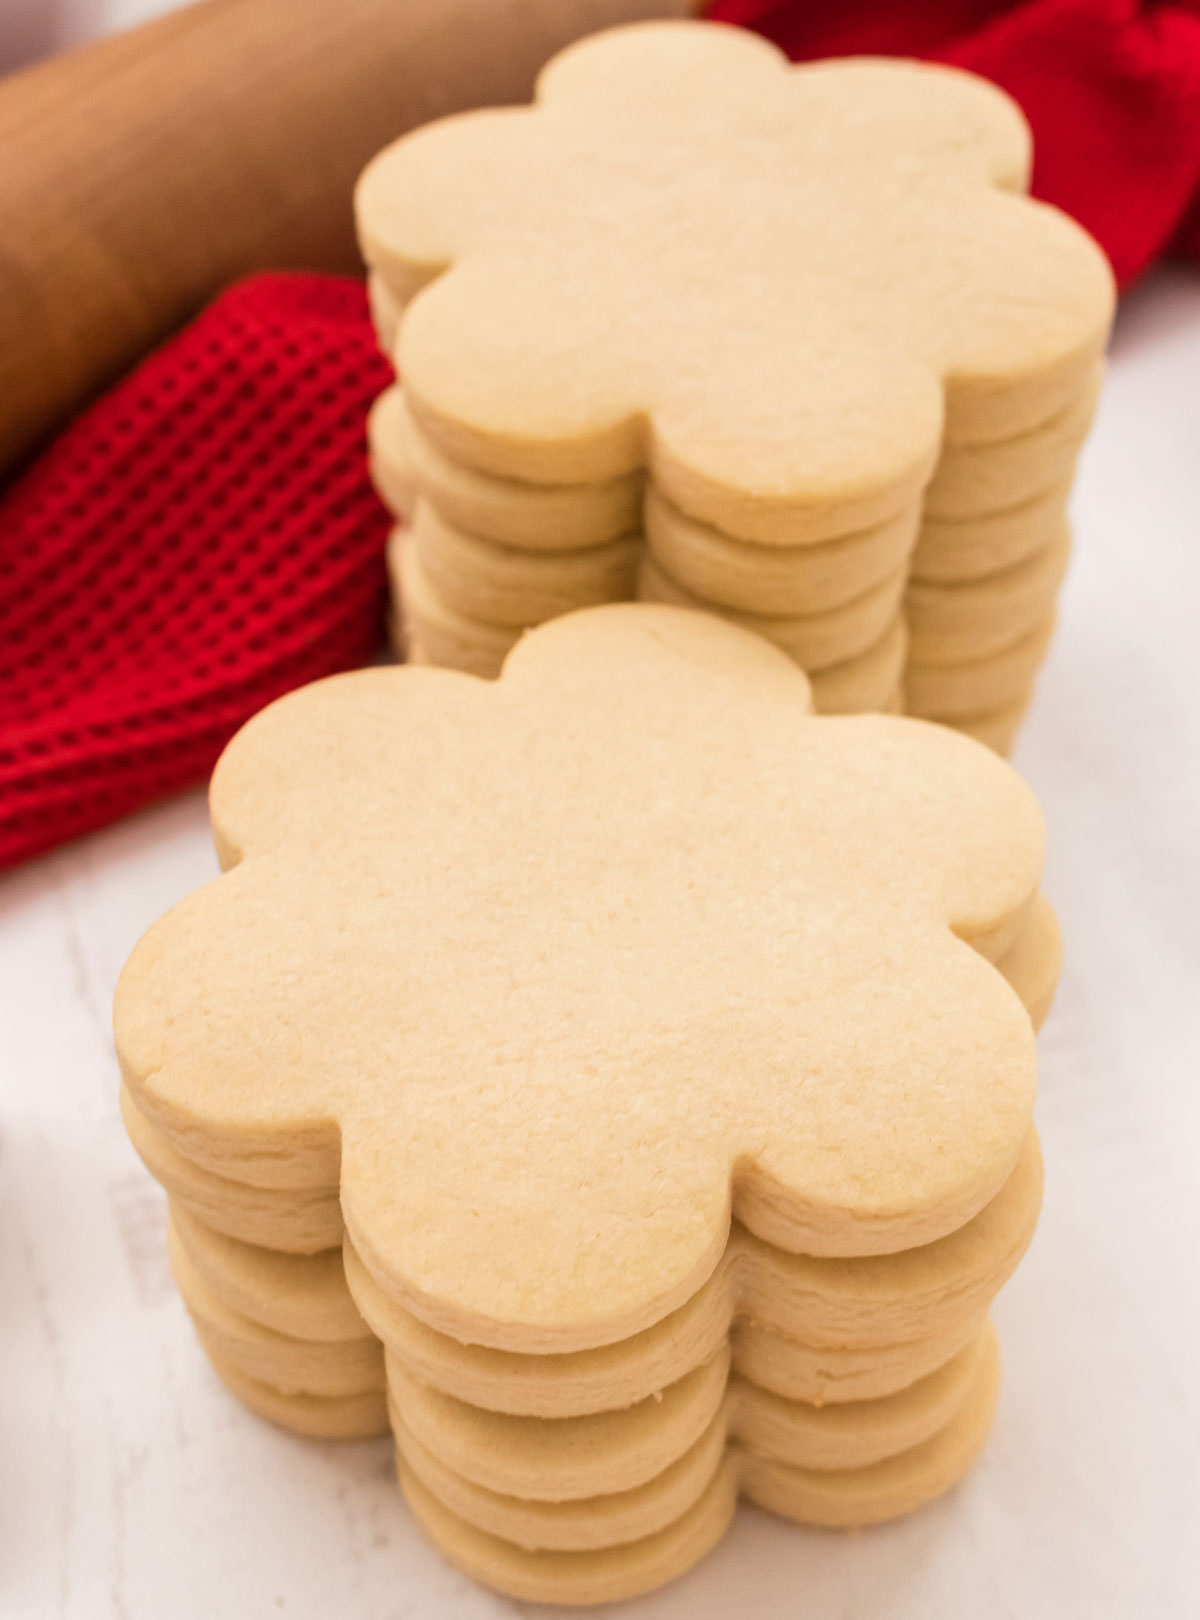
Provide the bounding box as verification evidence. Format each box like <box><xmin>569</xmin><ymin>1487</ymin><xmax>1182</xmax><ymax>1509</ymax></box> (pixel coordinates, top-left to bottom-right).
<box><xmin>710</xmin><ymin>0</ymin><xmax>1200</xmax><ymax>288</ymax></box>
<box><xmin>0</xmin><ymin>275</ymin><xmax>391</xmax><ymax>870</ymax></box>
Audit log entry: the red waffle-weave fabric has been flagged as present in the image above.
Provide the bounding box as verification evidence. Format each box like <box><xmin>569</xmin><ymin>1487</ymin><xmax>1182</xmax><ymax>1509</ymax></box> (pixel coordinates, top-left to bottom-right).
<box><xmin>709</xmin><ymin>0</ymin><xmax>1200</xmax><ymax>289</ymax></box>
<box><xmin>0</xmin><ymin>275</ymin><xmax>391</xmax><ymax>871</ymax></box>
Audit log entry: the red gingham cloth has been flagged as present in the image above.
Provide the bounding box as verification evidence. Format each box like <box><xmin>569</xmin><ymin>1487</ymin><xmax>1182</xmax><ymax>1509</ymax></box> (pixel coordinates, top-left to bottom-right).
<box><xmin>2</xmin><ymin>5</ymin><xmax>1199</xmax><ymax>870</ymax></box>
<box><xmin>711</xmin><ymin>0</ymin><xmax>1200</xmax><ymax>288</ymax></box>
<box><xmin>0</xmin><ymin>275</ymin><xmax>391</xmax><ymax>870</ymax></box>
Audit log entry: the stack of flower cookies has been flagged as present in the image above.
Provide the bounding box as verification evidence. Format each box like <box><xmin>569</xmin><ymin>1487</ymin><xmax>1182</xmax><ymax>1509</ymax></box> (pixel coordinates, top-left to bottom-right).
<box><xmin>116</xmin><ymin>605</ymin><xmax>1062</xmax><ymax>1603</ymax></box>
<box><xmin>357</xmin><ymin>21</ymin><xmax>1113</xmax><ymax>748</ymax></box>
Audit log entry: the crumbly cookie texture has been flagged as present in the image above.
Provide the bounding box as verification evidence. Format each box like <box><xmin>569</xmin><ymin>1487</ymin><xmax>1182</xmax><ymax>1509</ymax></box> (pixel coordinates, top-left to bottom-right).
<box><xmin>115</xmin><ymin>604</ymin><xmax>1044</xmax><ymax>1356</ymax></box>
<box><xmin>356</xmin><ymin>21</ymin><xmax>1113</xmax><ymax>541</ymax></box>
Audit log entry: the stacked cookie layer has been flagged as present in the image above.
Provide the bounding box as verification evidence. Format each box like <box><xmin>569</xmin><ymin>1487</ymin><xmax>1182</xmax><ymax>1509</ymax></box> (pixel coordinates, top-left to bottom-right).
<box><xmin>117</xmin><ymin>605</ymin><xmax>1061</xmax><ymax>1602</ymax></box>
<box><xmin>368</xmin><ymin>384</ymin><xmax>642</xmax><ymax>679</ymax></box>
<box><xmin>357</xmin><ymin>21</ymin><xmax>1114</xmax><ymax>748</ymax></box>
<box><xmin>901</xmin><ymin>363</ymin><xmax>1102</xmax><ymax>749</ymax></box>
<box><xmin>120</xmin><ymin>1086</ymin><xmax>388</xmax><ymax>1440</ymax></box>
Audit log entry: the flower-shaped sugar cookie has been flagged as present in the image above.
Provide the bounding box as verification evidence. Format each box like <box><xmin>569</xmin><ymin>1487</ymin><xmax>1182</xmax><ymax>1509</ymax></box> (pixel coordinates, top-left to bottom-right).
<box><xmin>115</xmin><ymin>605</ymin><xmax>1044</xmax><ymax>1354</ymax></box>
<box><xmin>356</xmin><ymin>21</ymin><xmax>1115</xmax><ymax>544</ymax></box>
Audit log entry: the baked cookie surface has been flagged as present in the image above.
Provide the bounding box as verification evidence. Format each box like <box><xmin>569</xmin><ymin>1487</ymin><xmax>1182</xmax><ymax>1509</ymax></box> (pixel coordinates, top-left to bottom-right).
<box><xmin>116</xmin><ymin>605</ymin><xmax>1044</xmax><ymax>1354</ymax></box>
<box><xmin>357</xmin><ymin>21</ymin><xmax>1113</xmax><ymax>538</ymax></box>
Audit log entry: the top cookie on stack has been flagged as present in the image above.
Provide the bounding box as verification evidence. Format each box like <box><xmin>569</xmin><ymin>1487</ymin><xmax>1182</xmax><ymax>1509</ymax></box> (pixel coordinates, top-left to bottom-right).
<box><xmin>357</xmin><ymin>21</ymin><xmax>1114</xmax><ymax>741</ymax></box>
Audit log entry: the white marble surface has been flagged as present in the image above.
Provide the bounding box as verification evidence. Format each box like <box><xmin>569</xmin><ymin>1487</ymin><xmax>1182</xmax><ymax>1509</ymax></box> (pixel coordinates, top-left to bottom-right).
<box><xmin>2</xmin><ymin>268</ymin><xmax>1199</xmax><ymax>1619</ymax></box>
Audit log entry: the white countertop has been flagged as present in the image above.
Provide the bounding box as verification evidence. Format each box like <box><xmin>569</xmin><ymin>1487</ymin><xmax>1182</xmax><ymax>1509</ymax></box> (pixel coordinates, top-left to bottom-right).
<box><xmin>3</xmin><ymin>268</ymin><xmax>1199</xmax><ymax>1620</ymax></box>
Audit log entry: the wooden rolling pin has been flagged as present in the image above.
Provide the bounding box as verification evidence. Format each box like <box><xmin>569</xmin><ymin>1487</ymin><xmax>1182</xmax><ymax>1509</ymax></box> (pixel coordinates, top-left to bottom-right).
<box><xmin>0</xmin><ymin>0</ymin><xmax>689</xmax><ymax>480</ymax></box>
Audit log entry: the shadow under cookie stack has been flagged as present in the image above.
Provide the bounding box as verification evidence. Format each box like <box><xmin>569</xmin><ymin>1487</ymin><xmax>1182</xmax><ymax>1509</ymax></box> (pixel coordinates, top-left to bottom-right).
<box><xmin>358</xmin><ymin>23</ymin><xmax>1113</xmax><ymax>754</ymax></box>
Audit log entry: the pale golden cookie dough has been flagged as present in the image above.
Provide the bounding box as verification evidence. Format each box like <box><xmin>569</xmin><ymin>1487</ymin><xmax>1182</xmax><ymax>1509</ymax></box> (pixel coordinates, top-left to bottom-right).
<box><xmin>401</xmin><ymin>630</ymin><xmax>438</xmax><ymax>669</ymax></box>
<box><xmin>636</xmin><ymin>551</ymin><xmax>908</xmax><ymax>671</ymax></box>
<box><xmin>391</xmin><ymin>1329</ymin><xmax>993</xmax><ymax>1550</ymax></box>
<box><xmin>358</xmin><ymin>24</ymin><xmax>1112</xmax><ymax>539</ymax></box>
<box><xmin>412</xmin><ymin>501</ymin><xmax>638</xmax><ymax>627</ymax></box>
<box><xmin>905</xmin><ymin>526</ymin><xmax>1071</xmax><ymax>664</ymax></box>
<box><xmin>993</xmin><ymin>892</ymin><xmax>1061</xmax><ymax>1029</ymax></box>
<box><xmin>397</xmin><ymin>1414</ymin><xmax>729</xmax><ymax>1555</ymax></box>
<box><xmin>645</xmin><ymin>487</ymin><xmax>918</xmax><ymax>613</ymax></box>
<box><xmin>341</xmin><ymin>1129</ymin><xmax>1038</xmax><ymax>1420</ymax></box>
<box><xmin>120</xmin><ymin>1086</ymin><xmax>342</xmax><ymax>1254</ymax></box>
<box><xmin>389</xmin><ymin>1351</ymin><xmax>731</xmax><ymax>1503</ymax></box>
<box><xmin>367</xmin><ymin>392</ymin><xmax>415</xmax><ymax>521</ymax></box>
<box><xmin>395</xmin><ymin>1327</ymin><xmax>999</xmax><ymax>1603</ymax></box>
<box><xmin>911</xmin><ymin>481</ymin><xmax>1070</xmax><ymax>583</ymax></box>
<box><xmin>162</xmin><ymin>1184</ymin><xmax>1006</xmax><ymax>1428</ymax></box>
<box><xmin>168</xmin><ymin>1196</ymin><xmax>1026</xmax><ymax>1433</ymax></box>
<box><xmin>202</xmin><ymin>1342</ymin><xmax>389</xmax><ymax>1441</ymax></box>
<box><xmin>130</xmin><ymin>767</ymin><xmax>1050</xmax><ymax>1223</ymax></box>
<box><xmin>170</xmin><ymin>1203</ymin><xmax>367</xmax><ymax>1343</ymax></box>
<box><xmin>387</xmin><ymin>1327</ymin><xmax>990</xmax><ymax>1505</ymax></box>
<box><xmin>950</xmin><ymin>694</ymin><xmax>1034</xmax><ymax>757</ymax></box>
<box><xmin>923</xmin><ymin>363</ymin><xmax>1101</xmax><ymax>519</ymax></box>
<box><xmin>114</xmin><ymin>606</ymin><xmax>1054</xmax><ymax>1601</ymax></box>
<box><xmin>399</xmin><ymin>531</ymin><xmax>910</xmax><ymax>707</ymax></box>
<box><xmin>390</xmin><ymin>530</ymin><xmax>522</xmax><ymax>678</ymax></box>
<box><xmin>117</xmin><ymin>607</ymin><xmax>1045</xmax><ymax>1357</ymax></box>
<box><xmin>169</xmin><ymin>1219</ymin><xmax>383</xmax><ymax>1399</ymax></box>
<box><xmin>740</xmin><ymin>1317</ymin><xmax>999</xmax><ymax>1527</ymax></box>
<box><xmin>358</xmin><ymin>20</ymin><xmax>1109</xmax><ymax>766</ymax></box>
<box><xmin>400</xmin><ymin>1458</ymin><xmax>738</xmax><ymax>1607</ymax></box>
<box><xmin>810</xmin><ymin>618</ymin><xmax>909</xmax><ymax>715</ymax></box>
<box><xmin>370</xmin><ymin>384</ymin><xmax>643</xmax><ymax>550</ymax></box>
<box><xmin>347</xmin><ymin>1229</ymin><xmax>1003</xmax><ymax>1420</ymax></box>
<box><xmin>367</xmin><ymin>270</ymin><xmax>404</xmax><ymax>357</ymax></box>
<box><xmin>734</xmin><ymin>1312</ymin><xmax>986</xmax><ymax>1409</ymax></box>
<box><xmin>906</xmin><ymin>614</ymin><xmax>1056</xmax><ymax>718</ymax></box>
